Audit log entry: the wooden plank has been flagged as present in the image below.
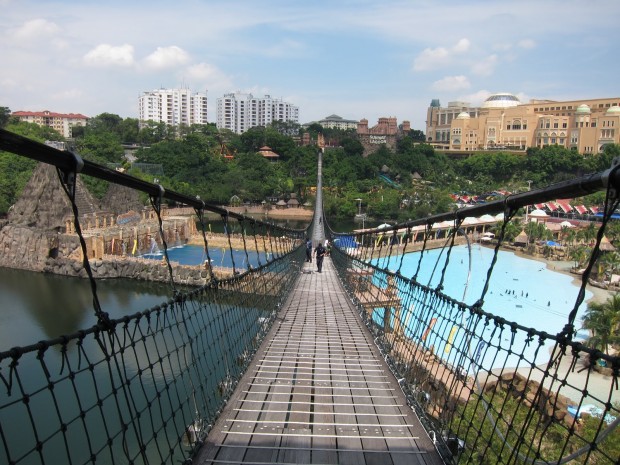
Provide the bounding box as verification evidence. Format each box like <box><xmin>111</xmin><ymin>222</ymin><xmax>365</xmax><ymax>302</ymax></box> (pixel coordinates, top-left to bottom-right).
<box><xmin>196</xmin><ymin>257</ymin><xmax>443</xmax><ymax>464</ymax></box>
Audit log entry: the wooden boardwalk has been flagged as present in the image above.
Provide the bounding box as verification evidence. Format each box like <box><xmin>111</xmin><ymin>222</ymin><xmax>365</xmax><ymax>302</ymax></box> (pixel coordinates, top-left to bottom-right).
<box><xmin>196</xmin><ymin>257</ymin><xmax>444</xmax><ymax>465</ymax></box>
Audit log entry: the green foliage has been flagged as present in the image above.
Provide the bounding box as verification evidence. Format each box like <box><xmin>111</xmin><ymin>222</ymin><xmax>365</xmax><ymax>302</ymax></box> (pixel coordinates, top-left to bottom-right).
<box><xmin>5</xmin><ymin>108</ymin><xmax>618</xmax><ymax>224</ymax></box>
<box><xmin>582</xmin><ymin>293</ymin><xmax>620</xmax><ymax>354</ymax></box>
<box><xmin>0</xmin><ymin>107</ymin><xmax>11</xmax><ymax>128</ymax></box>
<box><xmin>0</xmin><ymin>151</ymin><xmax>37</xmax><ymax>214</ymax></box>
<box><xmin>0</xmin><ymin>121</ymin><xmax>61</xmax><ymax>215</ymax></box>
<box><xmin>456</xmin><ymin>390</ymin><xmax>620</xmax><ymax>465</ymax></box>
<box><xmin>239</xmin><ymin>126</ymin><xmax>297</xmax><ymax>160</ymax></box>
<box><xmin>457</xmin><ymin>152</ymin><xmax>524</xmax><ymax>184</ymax></box>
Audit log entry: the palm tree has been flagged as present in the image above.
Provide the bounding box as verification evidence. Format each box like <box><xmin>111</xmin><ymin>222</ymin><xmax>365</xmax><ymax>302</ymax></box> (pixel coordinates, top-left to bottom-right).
<box><xmin>569</xmin><ymin>245</ymin><xmax>590</xmax><ymax>269</ymax></box>
<box><xmin>580</xmin><ymin>222</ymin><xmax>597</xmax><ymax>246</ymax></box>
<box><xmin>582</xmin><ymin>294</ymin><xmax>620</xmax><ymax>354</ymax></box>
<box><xmin>565</xmin><ymin>228</ymin><xmax>577</xmax><ymax>247</ymax></box>
<box><xmin>598</xmin><ymin>251</ymin><xmax>620</xmax><ymax>283</ymax></box>
<box><xmin>492</xmin><ymin>218</ymin><xmax>521</xmax><ymax>243</ymax></box>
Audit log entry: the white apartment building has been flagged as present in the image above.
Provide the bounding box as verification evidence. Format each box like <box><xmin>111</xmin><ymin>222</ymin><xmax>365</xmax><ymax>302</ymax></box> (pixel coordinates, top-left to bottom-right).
<box><xmin>138</xmin><ymin>88</ymin><xmax>208</xmax><ymax>126</ymax></box>
<box><xmin>216</xmin><ymin>92</ymin><xmax>299</xmax><ymax>134</ymax></box>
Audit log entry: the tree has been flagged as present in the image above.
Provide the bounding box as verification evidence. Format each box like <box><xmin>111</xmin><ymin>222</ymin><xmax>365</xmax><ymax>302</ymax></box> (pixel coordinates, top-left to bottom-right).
<box><xmin>0</xmin><ymin>107</ymin><xmax>11</xmax><ymax>128</ymax></box>
<box><xmin>582</xmin><ymin>294</ymin><xmax>620</xmax><ymax>354</ymax></box>
<box><xmin>409</xmin><ymin>129</ymin><xmax>426</xmax><ymax>142</ymax></box>
<box><xmin>87</xmin><ymin>113</ymin><xmax>124</xmax><ymax>134</ymax></box>
<box><xmin>569</xmin><ymin>245</ymin><xmax>590</xmax><ymax>269</ymax></box>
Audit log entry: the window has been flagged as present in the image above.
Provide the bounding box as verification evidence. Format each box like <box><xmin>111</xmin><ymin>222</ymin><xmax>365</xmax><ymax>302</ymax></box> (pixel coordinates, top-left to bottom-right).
<box><xmin>553</xmin><ymin>122</ymin><xmax>559</xmax><ymax>128</ymax></box>
<box><xmin>562</xmin><ymin>122</ymin><xmax>567</xmax><ymax>128</ymax></box>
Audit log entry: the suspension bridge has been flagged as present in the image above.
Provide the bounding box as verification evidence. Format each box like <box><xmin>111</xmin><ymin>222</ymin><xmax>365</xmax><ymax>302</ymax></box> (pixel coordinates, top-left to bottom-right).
<box><xmin>0</xmin><ymin>128</ymin><xmax>618</xmax><ymax>465</ymax></box>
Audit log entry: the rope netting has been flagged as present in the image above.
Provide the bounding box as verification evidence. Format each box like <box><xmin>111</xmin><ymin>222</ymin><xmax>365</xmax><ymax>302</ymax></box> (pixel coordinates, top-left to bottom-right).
<box><xmin>329</xmin><ymin>173</ymin><xmax>620</xmax><ymax>464</ymax></box>
<box><xmin>0</xmin><ymin>130</ymin><xmax>309</xmax><ymax>464</ymax></box>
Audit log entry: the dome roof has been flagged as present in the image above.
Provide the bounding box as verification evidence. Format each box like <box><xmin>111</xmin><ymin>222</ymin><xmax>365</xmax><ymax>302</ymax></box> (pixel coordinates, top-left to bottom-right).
<box><xmin>606</xmin><ymin>106</ymin><xmax>620</xmax><ymax>115</ymax></box>
<box><xmin>456</xmin><ymin>111</ymin><xmax>471</xmax><ymax>120</ymax></box>
<box><xmin>529</xmin><ymin>209</ymin><xmax>548</xmax><ymax>217</ymax></box>
<box><xmin>575</xmin><ymin>104</ymin><xmax>591</xmax><ymax>114</ymax></box>
<box><xmin>481</xmin><ymin>93</ymin><xmax>520</xmax><ymax>109</ymax></box>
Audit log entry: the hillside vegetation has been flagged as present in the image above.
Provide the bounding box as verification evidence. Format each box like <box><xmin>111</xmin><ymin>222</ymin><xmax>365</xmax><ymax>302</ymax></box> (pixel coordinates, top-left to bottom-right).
<box><xmin>1</xmin><ymin>107</ymin><xmax>619</xmax><ymax>222</ymax></box>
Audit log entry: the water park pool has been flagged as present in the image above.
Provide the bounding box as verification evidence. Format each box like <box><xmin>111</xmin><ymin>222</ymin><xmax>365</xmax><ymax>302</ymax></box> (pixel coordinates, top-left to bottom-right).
<box><xmin>142</xmin><ymin>244</ymin><xmax>269</xmax><ymax>269</ymax></box>
<box><xmin>373</xmin><ymin>244</ymin><xmax>592</xmax><ymax>372</ymax></box>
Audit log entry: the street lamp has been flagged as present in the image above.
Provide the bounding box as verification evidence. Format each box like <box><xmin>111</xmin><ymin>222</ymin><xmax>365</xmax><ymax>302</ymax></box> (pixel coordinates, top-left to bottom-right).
<box><xmin>355</xmin><ymin>198</ymin><xmax>362</xmax><ymax>215</ymax></box>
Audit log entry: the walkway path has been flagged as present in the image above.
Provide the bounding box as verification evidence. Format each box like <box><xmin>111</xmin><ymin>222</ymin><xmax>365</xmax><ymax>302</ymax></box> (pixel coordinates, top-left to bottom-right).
<box><xmin>196</xmin><ymin>257</ymin><xmax>443</xmax><ymax>464</ymax></box>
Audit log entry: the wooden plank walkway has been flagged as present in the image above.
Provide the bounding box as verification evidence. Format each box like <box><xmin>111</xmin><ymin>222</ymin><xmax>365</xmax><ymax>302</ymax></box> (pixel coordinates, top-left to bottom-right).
<box><xmin>196</xmin><ymin>257</ymin><xmax>444</xmax><ymax>465</ymax></box>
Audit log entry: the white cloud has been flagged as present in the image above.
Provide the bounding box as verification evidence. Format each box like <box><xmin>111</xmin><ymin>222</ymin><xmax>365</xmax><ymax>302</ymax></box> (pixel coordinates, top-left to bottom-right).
<box><xmin>52</xmin><ymin>88</ymin><xmax>84</xmax><ymax>101</ymax></box>
<box><xmin>414</xmin><ymin>46</ymin><xmax>450</xmax><ymax>71</ymax></box>
<box><xmin>452</xmin><ymin>38</ymin><xmax>471</xmax><ymax>53</ymax></box>
<box><xmin>83</xmin><ymin>44</ymin><xmax>135</xmax><ymax>67</ymax></box>
<box><xmin>432</xmin><ymin>75</ymin><xmax>471</xmax><ymax>92</ymax></box>
<box><xmin>142</xmin><ymin>46</ymin><xmax>190</xmax><ymax>70</ymax></box>
<box><xmin>413</xmin><ymin>38</ymin><xmax>470</xmax><ymax>71</ymax></box>
<box><xmin>460</xmin><ymin>90</ymin><xmax>493</xmax><ymax>106</ymax></box>
<box><xmin>184</xmin><ymin>62</ymin><xmax>233</xmax><ymax>91</ymax></box>
<box><xmin>12</xmin><ymin>18</ymin><xmax>60</xmax><ymax>41</ymax></box>
<box><xmin>0</xmin><ymin>77</ymin><xmax>18</xmax><ymax>89</ymax></box>
<box><xmin>493</xmin><ymin>42</ymin><xmax>512</xmax><ymax>51</ymax></box>
<box><xmin>518</xmin><ymin>38</ymin><xmax>536</xmax><ymax>49</ymax></box>
<box><xmin>471</xmin><ymin>54</ymin><xmax>498</xmax><ymax>76</ymax></box>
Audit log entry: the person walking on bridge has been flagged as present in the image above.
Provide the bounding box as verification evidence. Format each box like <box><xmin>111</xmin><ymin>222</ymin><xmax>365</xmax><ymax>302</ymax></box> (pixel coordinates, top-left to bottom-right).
<box><xmin>305</xmin><ymin>239</ymin><xmax>313</xmax><ymax>263</ymax></box>
<box><xmin>315</xmin><ymin>242</ymin><xmax>326</xmax><ymax>273</ymax></box>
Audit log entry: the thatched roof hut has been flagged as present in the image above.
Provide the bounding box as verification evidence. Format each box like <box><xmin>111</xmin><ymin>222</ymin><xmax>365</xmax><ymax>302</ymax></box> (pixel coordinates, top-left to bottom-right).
<box><xmin>600</xmin><ymin>235</ymin><xmax>616</xmax><ymax>252</ymax></box>
<box><xmin>514</xmin><ymin>230</ymin><xmax>528</xmax><ymax>246</ymax></box>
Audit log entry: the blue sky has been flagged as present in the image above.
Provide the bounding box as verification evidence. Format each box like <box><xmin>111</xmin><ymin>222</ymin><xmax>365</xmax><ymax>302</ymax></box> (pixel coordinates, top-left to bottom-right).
<box><xmin>1</xmin><ymin>0</ymin><xmax>619</xmax><ymax>130</ymax></box>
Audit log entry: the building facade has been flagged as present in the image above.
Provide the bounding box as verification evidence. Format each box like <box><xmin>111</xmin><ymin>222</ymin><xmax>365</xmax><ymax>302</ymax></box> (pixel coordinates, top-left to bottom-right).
<box><xmin>11</xmin><ymin>110</ymin><xmax>88</xmax><ymax>138</ymax></box>
<box><xmin>357</xmin><ymin>117</ymin><xmax>411</xmax><ymax>156</ymax></box>
<box><xmin>318</xmin><ymin>114</ymin><xmax>358</xmax><ymax>130</ymax></box>
<box><xmin>426</xmin><ymin>94</ymin><xmax>620</xmax><ymax>154</ymax></box>
<box><xmin>138</xmin><ymin>88</ymin><xmax>208</xmax><ymax>127</ymax></box>
<box><xmin>216</xmin><ymin>92</ymin><xmax>299</xmax><ymax>134</ymax></box>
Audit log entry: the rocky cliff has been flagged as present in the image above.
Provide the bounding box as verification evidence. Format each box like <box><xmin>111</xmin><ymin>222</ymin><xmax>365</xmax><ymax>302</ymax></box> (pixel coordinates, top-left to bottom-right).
<box><xmin>0</xmin><ymin>163</ymin><xmax>94</xmax><ymax>271</ymax></box>
<box><xmin>0</xmin><ymin>162</ymin><xmax>207</xmax><ymax>286</ymax></box>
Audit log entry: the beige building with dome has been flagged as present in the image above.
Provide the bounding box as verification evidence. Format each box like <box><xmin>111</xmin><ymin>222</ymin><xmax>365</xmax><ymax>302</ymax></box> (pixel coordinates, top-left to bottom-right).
<box><xmin>425</xmin><ymin>94</ymin><xmax>620</xmax><ymax>154</ymax></box>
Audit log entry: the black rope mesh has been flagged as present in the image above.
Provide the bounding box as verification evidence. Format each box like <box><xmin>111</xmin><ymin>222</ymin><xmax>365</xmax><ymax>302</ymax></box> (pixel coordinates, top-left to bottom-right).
<box><xmin>329</xmin><ymin>197</ymin><xmax>620</xmax><ymax>465</ymax></box>
<box><xmin>2</xmin><ymin>127</ymin><xmax>620</xmax><ymax>465</ymax></box>
<box><xmin>0</xmin><ymin>170</ymin><xmax>305</xmax><ymax>464</ymax></box>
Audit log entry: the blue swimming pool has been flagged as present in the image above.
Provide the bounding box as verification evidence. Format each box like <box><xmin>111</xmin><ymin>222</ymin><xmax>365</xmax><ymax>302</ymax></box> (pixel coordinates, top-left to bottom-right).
<box><xmin>372</xmin><ymin>244</ymin><xmax>592</xmax><ymax>371</ymax></box>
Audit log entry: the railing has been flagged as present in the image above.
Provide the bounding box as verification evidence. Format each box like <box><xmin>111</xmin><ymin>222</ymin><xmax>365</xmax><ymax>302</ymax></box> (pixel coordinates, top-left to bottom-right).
<box><xmin>2</xmin><ymin>126</ymin><xmax>620</xmax><ymax>465</ymax></box>
<box><xmin>0</xmin><ymin>128</ymin><xmax>309</xmax><ymax>464</ymax></box>
<box><xmin>329</xmin><ymin>163</ymin><xmax>620</xmax><ymax>464</ymax></box>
